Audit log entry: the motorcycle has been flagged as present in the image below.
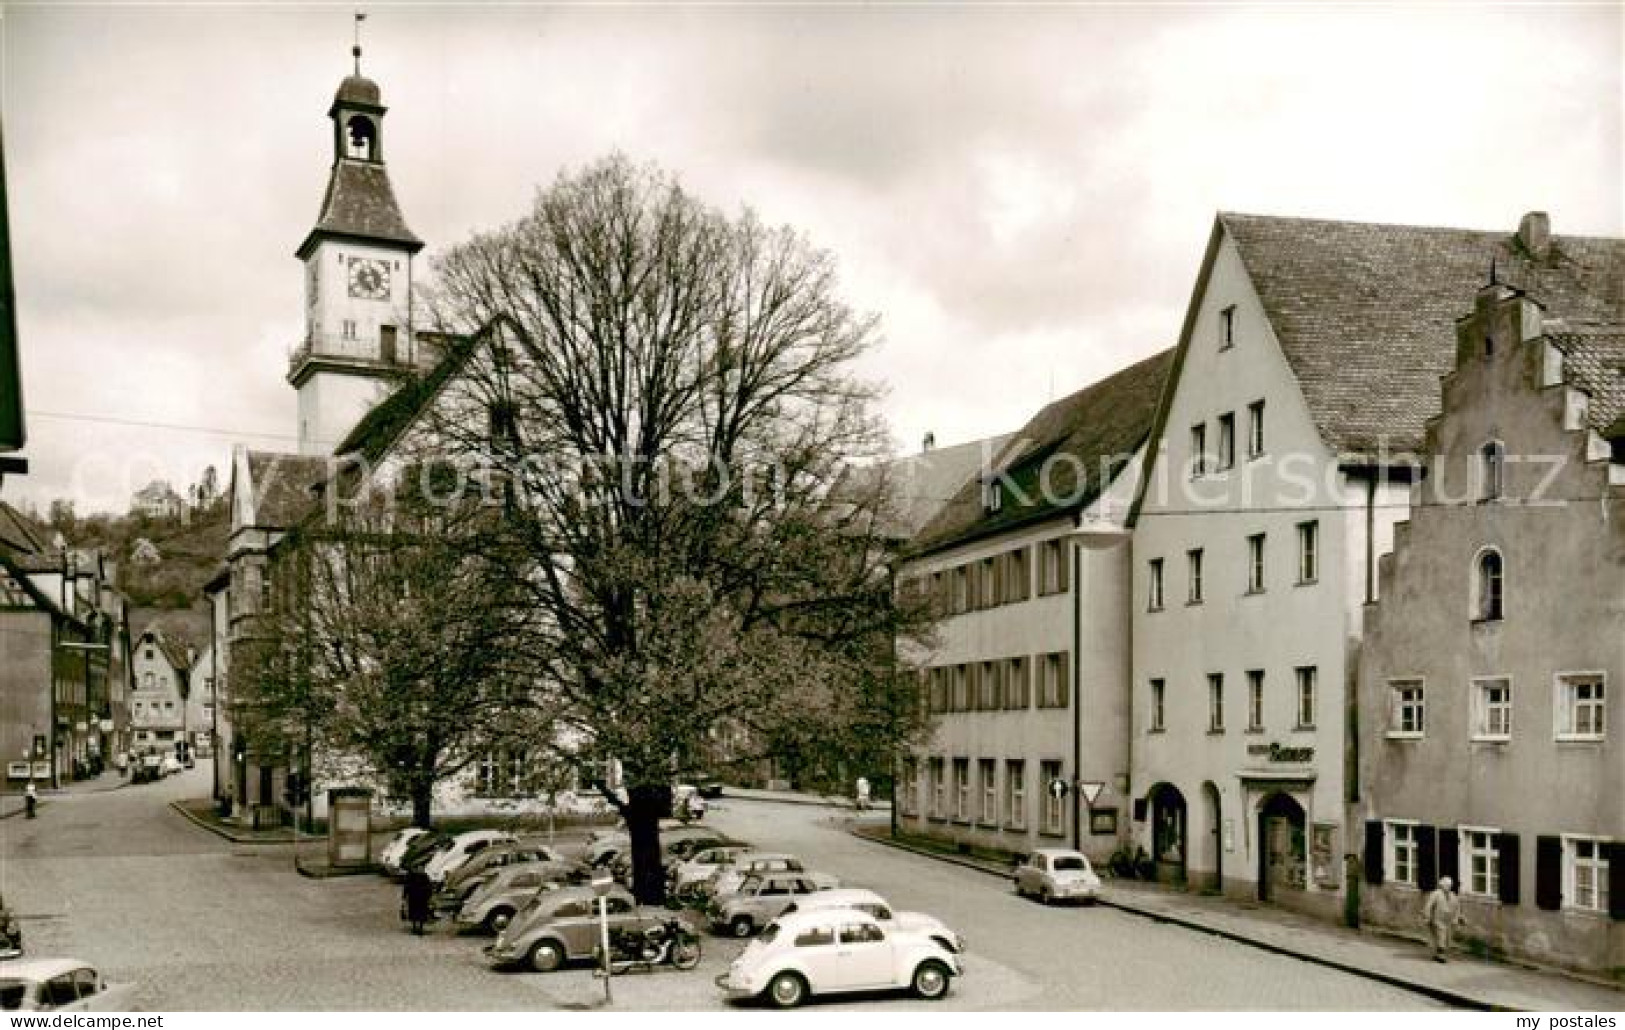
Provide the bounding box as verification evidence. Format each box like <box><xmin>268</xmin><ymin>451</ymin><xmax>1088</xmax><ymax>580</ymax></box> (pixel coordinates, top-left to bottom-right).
<box><xmin>595</xmin><ymin>916</ymin><xmax>702</xmax><ymax>974</ymax></box>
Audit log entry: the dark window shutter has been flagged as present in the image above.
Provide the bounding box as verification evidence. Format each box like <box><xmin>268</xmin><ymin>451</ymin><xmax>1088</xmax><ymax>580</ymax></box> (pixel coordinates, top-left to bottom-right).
<box><xmin>1438</xmin><ymin>828</ymin><xmax>1459</xmax><ymax>886</ymax></box>
<box><xmin>1364</xmin><ymin>821</ymin><xmax>1385</xmax><ymax>885</ymax></box>
<box><xmin>1605</xmin><ymin>842</ymin><xmax>1625</xmax><ymax>920</ymax></box>
<box><xmin>1535</xmin><ymin>835</ymin><xmax>1563</xmax><ymax>911</ymax></box>
<box><xmin>1133</xmin><ymin>797</ymin><xmax>1147</xmax><ymax>822</ymax></box>
<box><xmin>1496</xmin><ymin>833</ymin><xmax>1520</xmax><ymax>905</ymax></box>
<box><xmin>1417</xmin><ymin>825</ymin><xmax>1438</xmax><ymax>891</ymax></box>
<box><xmin>1058</xmin><ymin>652</ymin><xmax>1071</xmax><ymax>709</ymax></box>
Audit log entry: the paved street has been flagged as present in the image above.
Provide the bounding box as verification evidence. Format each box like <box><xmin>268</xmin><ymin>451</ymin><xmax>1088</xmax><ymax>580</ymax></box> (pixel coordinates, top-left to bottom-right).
<box><xmin>0</xmin><ymin>766</ymin><xmax>1444</xmax><ymax>1011</ymax></box>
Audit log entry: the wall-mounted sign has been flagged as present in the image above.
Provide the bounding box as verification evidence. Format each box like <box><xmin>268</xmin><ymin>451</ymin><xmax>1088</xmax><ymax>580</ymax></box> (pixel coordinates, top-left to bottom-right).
<box><xmin>6</xmin><ymin>762</ymin><xmax>30</xmax><ymax>779</ymax></box>
<box><xmin>1246</xmin><ymin>742</ymin><xmax>1315</xmax><ymax>764</ymax></box>
<box><xmin>1048</xmin><ymin>777</ymin><xmax>1069</xmax><ymax>800</ymax></box>
<box><xmin>31</xmin><ymin>761</ymin><xmax>49</xmax><ymax>779</ymax></box>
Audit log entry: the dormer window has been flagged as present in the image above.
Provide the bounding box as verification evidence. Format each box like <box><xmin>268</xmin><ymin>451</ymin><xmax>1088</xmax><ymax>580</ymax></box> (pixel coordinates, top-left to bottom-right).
<box><xmin>1479</xmin><ymin>440</ymin><xmax>1505</xmax><ymax>501</ymax></box>
<box><xmin>982</xmin><ymin>475</ymin><xmax>1002</xmax><ymax>514</ymax></box>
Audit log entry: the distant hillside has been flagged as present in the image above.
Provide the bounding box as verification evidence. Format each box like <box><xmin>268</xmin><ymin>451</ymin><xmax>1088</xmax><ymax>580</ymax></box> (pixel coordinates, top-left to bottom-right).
<box><xmin>50</xmin><ymin>498</ymin><xmax>228</xmax><ymax>625</ymax></box>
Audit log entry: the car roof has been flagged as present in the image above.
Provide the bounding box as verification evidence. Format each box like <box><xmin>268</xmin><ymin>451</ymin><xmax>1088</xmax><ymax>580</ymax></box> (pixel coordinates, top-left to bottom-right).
<box><xmin>1032</xmin><ymin>848</ymin><xmax>1087</xmax><ymax>859</ymax></box>
<box><xmin>739</xmin><ymin>852</ymin><xmax>796</xmax><ymax>863</ymax></box>
<box><xmin>538</xmin><ymin>884</ymin><xmax>629</xmax><ymax>907</ymax></box>
<box><xmin>771</xmin><ymin>907</ymin><xmax>880</xmax><ymax>931</ymax></box>
<box><xmin>0</xmin><ymin>958</ymin><xmax>97</xmax><ymax>981</ymax></box>
<box><xmin>794</xmin><ymin>888</ymin><xmax>884</xmax><ymax>907</ymax></box>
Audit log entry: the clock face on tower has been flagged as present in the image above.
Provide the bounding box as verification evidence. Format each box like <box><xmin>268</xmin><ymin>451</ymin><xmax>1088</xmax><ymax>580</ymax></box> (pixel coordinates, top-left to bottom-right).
<box><xmin>347</xmin><ymin>257</ymin><xmax>391</xmax><ymax>300</ymax></box>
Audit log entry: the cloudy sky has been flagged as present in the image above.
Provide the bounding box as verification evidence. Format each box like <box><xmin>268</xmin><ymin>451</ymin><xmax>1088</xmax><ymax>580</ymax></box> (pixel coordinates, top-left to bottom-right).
<box><xmin>3</xmin><ymin>2</ymin><xmax>1620</xmax><ymax>514</ymax></box>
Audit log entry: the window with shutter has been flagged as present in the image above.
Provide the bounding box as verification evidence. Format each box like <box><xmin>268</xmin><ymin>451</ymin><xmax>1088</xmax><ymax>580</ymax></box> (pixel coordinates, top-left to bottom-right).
<box><xmin>1536</xmin><ymin>836</ymin><xmax>1563</xmax><ymax>910</ymax></box>
<box><xmin>1364</xmin><ymin>821</ymin><xmax>1385</xmax><ymax>885</ymax></box>
<box><xmin>1497</xmin><ymin>833</ymin><xmax>1521</xmax><ymax>905</ymax></box>
<box><xmin>1438</xmin><ymin>828</ymin><xmax>1460</xmax><ymax>886</ymax></box>
<box><xmin>1417</xmin><ymin>825</ymin><xmax>1438</xmax><ymax>891</ymax></box>
<box><xmin>1605</xmin><ymin>842</ymin><xmax>1625</xmax><ymax>920</ymax></box>
<box><xmin>1057</xmin><ymin>652</ymin><xmax>1071</xmax><ymax>708</ymax></box>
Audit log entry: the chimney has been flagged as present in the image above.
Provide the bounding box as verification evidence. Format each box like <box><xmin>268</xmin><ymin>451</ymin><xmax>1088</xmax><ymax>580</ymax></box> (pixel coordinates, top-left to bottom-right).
<box><xmin>922</xmin><ymin>431</ymin><xmax>936</xmax><ymax>452</ymax></box>
<box><xmin>1517</xmin><ymin>211</ymin><xmax>1551</xmax><ymax>259</ymax></box>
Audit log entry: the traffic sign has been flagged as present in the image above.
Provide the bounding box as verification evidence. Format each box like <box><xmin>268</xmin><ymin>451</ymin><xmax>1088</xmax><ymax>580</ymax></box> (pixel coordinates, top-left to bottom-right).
<box><xmin>1078</xmin><ymin>780</ymin><xmax>1105</xmax><ymax>808</ymax></box>
<box><xmin>1048</xmin><ymin>777</ymin><xmax>1069</xmax><ymax>800</ymax></box>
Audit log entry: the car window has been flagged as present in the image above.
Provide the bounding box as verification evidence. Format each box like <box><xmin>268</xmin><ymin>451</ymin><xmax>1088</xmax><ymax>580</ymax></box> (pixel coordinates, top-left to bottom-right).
<box><xmin>785</xmin><ymin>859</ymin><xmax>805</xmax><ymax>871</ymax></box>
<box><xmin>44</xmin><ymin>975</ymin><xmax>78</xmax><ymax>1008</ymax></box>
<box><xmin>794</xmin><ymin>926</ymin><xmax>836</xmax><ymax>947</ymax></box>
<box><xmin>605</xmin><ymin>896</ymin><xmax>634</xmax><ymax>915</ymax></box>
<box><xmin>760</xmin><ymin>882</ymin><xmax>787</xmax><ymax>896</ymax></box>
<box><xmin>859</xmin><ymin>904</ymin><xmax>891</xmax><ymax>920</ymax></box>
<box><xmin>0</xmin><ymin>981</ymin><xmax>27</xmax><ymax>1011</ymax></box>
<box><xmin>838</xmin><ymin>922</ymin><xmax>884</xmax><ymax>944</ymax></box>
<box><xmin>793</xmin><ymin>879</ymin><xmax>817</xmax><ymax>894</ymax></box>
<box><xmin>1052</xmin><ymin>856</ymin><xmax>1087</xmax><ymax>872</ymax></box>
<box><xmin>552</xmin><ymin>900</ymin><xmax>590</xmax><ymax>918</ymax></box>
<box><xmin>740</xmin><ymin>875</ymin><xmax>762</xmax><ymax>893</ymax></box>
<box><xmin>72</xmin><ymin>971</ymin><xmax>98</xmax><ymax>999</ymax></box>
<box><xmin>759</xmin><ymin>923</ymin><xmax>780</xmax><ymax>944</ymax></box>
<box><xmin>512</xmin><ymin>874</ymin><xmax>540</xmax><ymax>889</ymax></box>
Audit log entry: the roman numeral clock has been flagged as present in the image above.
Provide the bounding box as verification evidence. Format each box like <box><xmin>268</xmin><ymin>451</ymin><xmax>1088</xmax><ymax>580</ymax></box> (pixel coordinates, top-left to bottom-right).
<box><xmin>347</xmin><ymin>256</ymin><xmax>390</xmax><ymax>300</ymax></box>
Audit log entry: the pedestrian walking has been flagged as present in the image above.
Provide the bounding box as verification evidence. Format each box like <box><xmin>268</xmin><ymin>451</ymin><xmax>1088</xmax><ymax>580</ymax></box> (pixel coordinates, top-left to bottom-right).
<box><xmin>23</xmin><ymin>781</ymin><xmax>37</xmax><ymax>819</ymax></box>
<box><xmin>854</xmin><ymin>776</ymin><xmax>870</xmax><ymax>812</ymax></box>
<box><xmin>1422</xmin><ymin>876</ymin><xmax>1464</xmax><ymax>962</ymax></box>
<box><xmin>402</xmin><ymin>868</ymin><xmax>433</xmax><ymax>936</ymax></box>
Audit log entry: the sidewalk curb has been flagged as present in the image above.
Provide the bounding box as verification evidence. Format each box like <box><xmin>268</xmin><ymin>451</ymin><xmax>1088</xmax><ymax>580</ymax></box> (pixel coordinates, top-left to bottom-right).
<box><xmin>721</xmin><ymin>790</ymin><xmax>891</xmax><ymax>812</ymax></box>
<box><xmin>169</xmin><ymin>799</ymin><xmax>299</xmax><ymax>844</ymax></box>
<box><xmin>852</xmin><ymin>828</ymin><xmax>1505</xmax><ymax>1013</ymax></box>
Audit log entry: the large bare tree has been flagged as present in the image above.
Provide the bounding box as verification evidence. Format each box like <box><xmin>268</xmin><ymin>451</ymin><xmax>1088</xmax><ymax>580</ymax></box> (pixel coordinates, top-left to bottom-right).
<box><xmin>414</xmin><ymin>155</ymin><xmax>935</xmax><ymax>902</ymax></box>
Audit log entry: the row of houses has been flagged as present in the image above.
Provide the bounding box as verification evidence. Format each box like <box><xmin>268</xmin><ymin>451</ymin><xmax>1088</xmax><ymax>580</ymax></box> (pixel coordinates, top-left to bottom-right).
<box><xmin>896</xmin><ymin>210</ymin><xmax>1623</xmax><ymax>978</ymax></box>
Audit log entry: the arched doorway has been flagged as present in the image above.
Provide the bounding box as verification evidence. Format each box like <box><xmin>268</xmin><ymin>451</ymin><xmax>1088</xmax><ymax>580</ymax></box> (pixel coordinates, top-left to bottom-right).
<box><xmin>1148</xmin><ymin>782</ymin><xmax>1187</xmax><ymax>884</ymax></box>
<box><xmin>1256</xmin><ymin>791</ymin><xmax>1307</xmax><ymax>902</ymax></box>
<box><xmin>1201</xmin><ymin>781</ymin><xmax>1223</xmax><ymax>893</ymax></box>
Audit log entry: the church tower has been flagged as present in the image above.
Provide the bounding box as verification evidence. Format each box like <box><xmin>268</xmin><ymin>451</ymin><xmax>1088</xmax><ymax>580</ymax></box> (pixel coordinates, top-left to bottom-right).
<box><xmin>288</xmin><ymin>42</ymin><xmax>423</xmax><ymax>456</ymax></box>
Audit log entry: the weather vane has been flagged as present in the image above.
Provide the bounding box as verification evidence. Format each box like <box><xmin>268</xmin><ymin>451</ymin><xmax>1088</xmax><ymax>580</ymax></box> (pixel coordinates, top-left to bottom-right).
<box><xmin>353</xmin><ymin>10</ymin><xmax>367</xmax><ymax>75</ymax></box>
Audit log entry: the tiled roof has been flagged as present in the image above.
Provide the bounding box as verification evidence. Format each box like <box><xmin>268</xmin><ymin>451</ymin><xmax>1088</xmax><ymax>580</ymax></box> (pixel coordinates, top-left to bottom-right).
<box><xmin>1221</xmin><ymin>213</ymin><xmax>1625</xmax><ymax>458</ymax></box>
<box><xmin>0</xmin><ymin>500</ymin><xmax>48</xmax><ymax>556</ymax></box>
<box><xmin>912</xmin><ymin>348</ymin><xmax>1174</xmax><ymax>556</ymax></box>
<box><xmin>333</xmin><ymin>333</ymin><xmax>475</xmax><ymax>463</ymax></box>
<box><xmin>877</xmin><ymin>434</ymin><xmax>1011</xmax><ymax>542</ymax></box>
<box><xmin>1551</xmin><ymin>328</ymin><xmax>1625</xmax><ymax>437</ymax></box>
<box><xmin>243</xmin><ymin>451</ymin><xmax>331</xmax><ymax>528</ymax></box>
<box><xmin>297</xmin><ymin>160</ymin><xmax>422</xmax><ymax>257</ymax></box>
<box><xmin>137</xmin><ymin>625</ymin><xmax>193</xmax><ymax>673</ymax></box>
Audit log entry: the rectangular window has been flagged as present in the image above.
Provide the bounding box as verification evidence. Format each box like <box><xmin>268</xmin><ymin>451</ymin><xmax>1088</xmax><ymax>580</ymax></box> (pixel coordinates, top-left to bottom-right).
<box><xmin>1219</xmin><ymin>305</ymin><xmax>1236</xmax><ymax>350</ymax></box>
<box><xmin>1187</xmin><ymin>548</ymin><xmax>1204</xmax><ymax>604</ymax></box>
<box><xmin>1246</xmin><ymin>533</ymin><xmax>1266</xmax><ymax>593</ymax></box>
<box><xmin>1386</xmin><ymin>821</ymin><xmax>1420</xmax><ymax>887</ymax></box>
<box><xmin>1388</xmin><ymin>678</ymin><xmax>1425</xmax><ymax>737</ymax></box>
<box><xmin>1564</xmin><ymin>836</ymin><xmax>1611</xmax><ymax>913</ymax></box>
<box><xmin>1148</xmin><ymin>558</ymin><xmax>1164</xmax><ymax>611</ymax></box>
<box><xmin>979</xmin><ymin>759</ymin><xmax>997</xmax><ymax>824</ymax></box>
<box><xmin>1556</xmin><ymin>673</ymin><xmax>1606</xmax><ymax>740</ymax></box>
<box><xmin>1190</xmin><ymin>424</ymin><xmax>1208</xmax><ymax>477</ymax></box>
<box><xmin>1472</xmin><ymin>677</ymin><xmax>1512</xmax><ymax>741</ymax></box>
<box><xmin>1039</xmin><ymin>539</ymin><xmax>1069</xmax><ymax>595</ymax></box>
<box><xmin>1005</xmin><ymin>760</ymin><xmax>1026</xmax><ymax>829</ymax></box>
<box><xmin>1296</xmin><ymin>666</ymin><xmax>1317</xmax><ymax>728</ymax></box>
<box><xmin>1011</xmin><ymin>657</ymin><xmax>1031</xmax><ymax>709</ymax></box>
<box><xmin>981</xmin><ymin>661</ymin><xmax>999</xmax><ymax>710</ymax></box>
<box><xmin>1150</xmin><ymin>678</ymin><xmax>1166</xmax><ymax>732</ymax></box>
<box><xmin>1247</xmin><ymin>670</ymin><xmax>1264</xmax><ymax>731</ymax></box>
<box><xmin>1297</xmin><ymin>521</ymin><xmax>1319</xmax><ymax>584</ymax></box>
<box><xmin>1040</xmin><ymin>760</ymin><xmax>1064</xmax><ymax>834</ymax></box>
<box><xmin>1038</xmin><ymin>652</ymin><xmax>1070</xmax><ymax>709</ymax></box>
<box><xmin>952</xmin><ymin>567</ymin><xmax>969</xmax><ymax>613</ymax></box>
<box><xmin>1217</xmin><ymin>413</ymin><xmax>1236</xmax><ymax>470</ymax></box>
<box><xmin>929</xmin><ymin>758</ymin><xmax>945</xmax><ymax>817</ymax></box>
<box><xmin>980</xmin><ymin>557</ymin><xmax>997</xmax><ymax>609</ymax></box>
<box><xmin>1247</xmin><ymin>400</ymin><xmax>1266</xmax><ymax>458</ymax></box>
<box><xmin>1008</xmin><ymin>548</ymin><xmax>1029</xmax><ymax>602</ymax></box>
<box><xmin>1208</xmin><ymin>673</ymin><xmax>1225</xmax><ymax>732</ymax></box>
<box><xmin>1461</xmin><ymin>827</ymin><xmax>1501</xmax><ymax>899</ymax></box>
<box><xmin>953</xmin><ymin>758</ymin><xmax>970</xmax><ymax>820</ymax></box>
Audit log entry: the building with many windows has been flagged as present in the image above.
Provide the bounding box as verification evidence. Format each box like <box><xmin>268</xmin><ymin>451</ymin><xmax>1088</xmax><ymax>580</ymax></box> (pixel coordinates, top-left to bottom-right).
<box><xmin>1357</xmin><ymin>274</ymin><xmax>1624</xmax><ymax>975</ymax></box>
<box><xmin>897</xmin><ymin>350</ymin><xmax>1171</xmax><ymax>860</ymax></box>
<box><xmin>1125</xmin><ymin>211</ymin><xmax>1615</xmax><ymax>921</ymax></box>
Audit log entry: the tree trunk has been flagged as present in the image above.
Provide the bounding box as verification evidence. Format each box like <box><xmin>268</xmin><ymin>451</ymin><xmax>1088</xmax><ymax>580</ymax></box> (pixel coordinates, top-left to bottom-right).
<box><xmin>625</xmin><ymin>782</ymin><xmax>671</xmax><ymax>906</ymax></box>
<box><xmin>411</xmin><ymin>772</ymin><xmax>434</xmax><ymax>829</ymax></box>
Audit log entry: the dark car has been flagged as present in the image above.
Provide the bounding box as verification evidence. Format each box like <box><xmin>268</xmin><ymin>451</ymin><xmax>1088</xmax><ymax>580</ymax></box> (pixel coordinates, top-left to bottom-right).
<box><xmin>486</xmin><ymin>885</ymin><xmax>698</xmax><ymax>972</ymax></box>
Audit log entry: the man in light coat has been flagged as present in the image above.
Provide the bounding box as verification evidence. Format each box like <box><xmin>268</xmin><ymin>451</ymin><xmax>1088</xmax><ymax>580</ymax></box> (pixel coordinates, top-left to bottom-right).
<box><xmin>1422</xmin><ymin>876</ymin><xmax>1464</xmax><ymax>962</ymax></box>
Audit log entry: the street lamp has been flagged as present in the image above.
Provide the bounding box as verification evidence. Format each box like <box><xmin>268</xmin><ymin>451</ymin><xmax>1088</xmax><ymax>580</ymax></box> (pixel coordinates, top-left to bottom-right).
<box><xmin>1066</xmin><ymin>514</ymin><xmax>1131</xmax><ymax>852</ymax></box>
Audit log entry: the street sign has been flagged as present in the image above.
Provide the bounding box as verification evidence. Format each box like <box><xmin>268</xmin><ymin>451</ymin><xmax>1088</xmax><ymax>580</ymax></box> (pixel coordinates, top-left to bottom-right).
<box><xmin>1048</xmin><ymin>777</ymin><xmax>1069</xmax><ymax>800</ymax></box>
<box><xmin>1078</xmin><ymin>780</ymin><xmax>1105</xmax><ymax>808</ymax></box>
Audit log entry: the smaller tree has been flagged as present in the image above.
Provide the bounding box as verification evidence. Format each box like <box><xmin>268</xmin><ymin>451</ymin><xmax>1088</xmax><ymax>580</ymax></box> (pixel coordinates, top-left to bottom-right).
<box><xmin>237</xmin><ymin>470</ymin><xmax>543</xmax><ymax>827</ymax></box>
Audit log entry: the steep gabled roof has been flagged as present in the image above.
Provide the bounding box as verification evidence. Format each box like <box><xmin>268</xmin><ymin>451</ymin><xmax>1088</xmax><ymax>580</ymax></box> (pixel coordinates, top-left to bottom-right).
<box><xmin>240</xmin><ymin>450</ymin><xmax>331</xmax><ymax>528</ymax></box>
<box><xmin>1550</xmin><ymin>328</ymin><xmax>1625</xmax><ymax>437</ymax></box>
<box><xmin>0</xmin><ymin>500</ymin><xmax>48</xmax><ymax>556</ymax></box>
<box><xmin>1220</xmin><ymin>212</ymin><xmax>1625</xmax><ymax>459</ymax></box>
<box><xmin>333</xmin><ymin>332</ymin><xmax>478</xmax><ymax>464</ymax></box>
<box><xmin>296</xmin><ymin>160</ymin><xmax>423</xmax><ymax>258</ymax></box>
<box><xmin>874</xmin><ymin>434</ymin><xmax>1012</xmax><ymax>542</ymax></box>
<box><xmin>912</xmin><ymin>348</ymin><xmax>1174</xmax><ymax>556</ymax></box>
